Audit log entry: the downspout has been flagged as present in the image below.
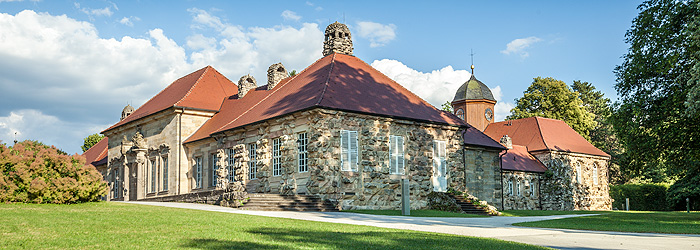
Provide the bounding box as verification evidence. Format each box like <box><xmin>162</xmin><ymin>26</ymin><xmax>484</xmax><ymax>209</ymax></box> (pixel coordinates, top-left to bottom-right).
<box><xmin>538</xmin><ymin>173</ymin><xmax>542</xmax><ymax>210</ymax></box>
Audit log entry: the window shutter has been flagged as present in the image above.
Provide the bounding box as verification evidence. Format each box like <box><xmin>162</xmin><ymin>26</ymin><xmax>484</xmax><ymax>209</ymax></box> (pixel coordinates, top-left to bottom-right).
<box><xmin>440</xmin><ymin>141</ymin><xmax>447</xmax><ymax>176</ymax></box>
<box><xmin>349</xmin><ymin>131</ymin><xmax>358</xmax><ymax>171</ymax></box>
<box><xmin>341</xmin><ymin>130</ymin><xmax>349</xmax><ymax>171</ymax></box>
<box><xmin>432</xmin><ymin>141</ymin><xmax>438</xmax><ymax>177</ymax></box>
<box><xmin>397</xmin><ymin>136</ymin><xmax>404</xmax><ymax>175</ymax></box>
<box><xmin>390</xmin><ymin>136</ymin><xmax>396</xmax><ymax>174</ymax></box>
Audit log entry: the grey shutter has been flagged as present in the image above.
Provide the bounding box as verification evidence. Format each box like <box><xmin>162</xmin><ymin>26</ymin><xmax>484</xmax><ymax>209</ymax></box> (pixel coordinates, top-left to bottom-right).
<box><xmin>390</xmin><ymin>136</ymin><xmax>396</xmax><ymax>174</ymax></box>
<box><xmin>341</xmin><ymin>130</ymin><xmax>349</xmax><ymax>171</ymax></box>
<box><xmin>397</xmin><ymin>136</ymin><xmax>405</xmax><ymax>175</ymax></box>
<box><xmin>349</xmin><ymin>131</ymin><xmax>358</xmax><ymax>171</ymax></box>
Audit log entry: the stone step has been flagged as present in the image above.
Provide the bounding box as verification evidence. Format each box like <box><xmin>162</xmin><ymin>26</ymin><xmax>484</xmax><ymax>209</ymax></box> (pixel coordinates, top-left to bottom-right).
<box><xmin>242</xmin><ymin>194</ymin><xmax>338</xmax><ymax>212</ymax></box>
<box><xmin>447</xmin><ymin>193</ymin><xmax>491</xmax><ymax>215</ymax></box>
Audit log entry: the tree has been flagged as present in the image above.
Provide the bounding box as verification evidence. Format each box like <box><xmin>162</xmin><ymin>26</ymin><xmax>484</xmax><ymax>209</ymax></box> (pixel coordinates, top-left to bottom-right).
<box><xmin>572</xmin><ymin>81</ymin><xmax>625</xmax><ymax>184</ymax></box>
<box><xmin>507</xmin><ymin>77</ymin><xmax>596</xmax><ymax>140</ymax></box>
<box><xmin>0</xmin><ymin>140</ymin><xmax>107</xmax><ymax>203</ymax></box>
<box><xmin>289</xmin><ymin>70</ymin><xmax>297</xmax><ymax>77</ymax></box>
<box><xmin>612</xmin><ymin>0</ymin><xmax>700</xmax><ymax>186</ymax></box>
<box><xmin>81</xmin><ymin>133</ymin><xmax>104</xmax><ymax>153</ymax></box>
<box><xmin>441</xmin><ymin>101</ymin><xmax>453</xmax><ymax>113</ymax></box>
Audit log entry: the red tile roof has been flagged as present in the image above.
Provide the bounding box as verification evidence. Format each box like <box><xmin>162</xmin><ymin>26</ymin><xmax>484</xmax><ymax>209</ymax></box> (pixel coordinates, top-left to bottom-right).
<box><xmin>483</xmin><ymin>117</ymin><xmax>610</xmax><ymax>158</ymax></box>
<box><xmin>102</xmin><ymin>66</ymin><xmax>237</xmax><ymax>133</ymax></box>
<box><xmin>500</xmin><ymin>145</ymin><xmax>547</xmax><ymax>173</ymax></box>
<box><xmin>82</xmin><ymin>137</ymin><xmax>108</xmax><ymax>167</ymax></box>
<box><xmin>462</xmin><ymin>126</ymin><xmax>506</xmax><ymax>150</ymax></box>
<box><xmin>185</xmin><ymin>53</ymin><xmax>470</xmax><ymax>144</ymax></box>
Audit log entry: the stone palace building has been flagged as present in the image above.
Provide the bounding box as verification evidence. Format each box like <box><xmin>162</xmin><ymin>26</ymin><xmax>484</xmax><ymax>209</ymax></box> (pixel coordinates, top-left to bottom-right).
<box><xmin>90</xmin><ymin>22</ymin><xmax>611</xmax><ymax>210</ymax></box>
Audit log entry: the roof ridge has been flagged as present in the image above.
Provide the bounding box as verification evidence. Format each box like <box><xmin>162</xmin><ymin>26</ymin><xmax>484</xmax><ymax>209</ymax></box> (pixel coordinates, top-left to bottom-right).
<box><xmin>534</xmin><ymin>117</ymin><xmax>551</xmax><ymax>151</ymax></box>
<box><xmin>352</xmin><ymin>55</ymin><xmax>461</xmax><ymax>123</ymax></box>
<box><xmin>175</xmin><ymin>65</ymin><xmax>211</xmax><ymax>107</ymax></box>
<box><xmin>315</xmin><ymin>53</ymin><xmax>336</xmax><ymax>106</ymax></box>
<box><xmin>210</xmin><ymin>57</ymin><xmax>324</xmax><ymax>134</ymax></box>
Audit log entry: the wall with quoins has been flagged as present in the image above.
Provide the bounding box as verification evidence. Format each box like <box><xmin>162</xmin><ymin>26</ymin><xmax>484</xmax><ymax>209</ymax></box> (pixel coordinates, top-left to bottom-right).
<box><xmin>535</xmin><ymin>152</ymin><xmax>612</xmax><ymax>210</ymax></box>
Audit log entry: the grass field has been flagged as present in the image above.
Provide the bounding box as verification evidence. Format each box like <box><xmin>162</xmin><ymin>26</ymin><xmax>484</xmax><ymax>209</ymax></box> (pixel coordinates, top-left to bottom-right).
<box><xmin>347</xmin><ymin>209</ymin><xmax>486</xmax><ymax>217</ymax></box>
<box><xmin>512</xmin><ymin>210</ymin><xmax>700</xmax><ymax>234</ymax></box>
<box><xmin>0</xmin><ymin>202</ymin><xmax>548</xmax><ymax>249</ymax></box>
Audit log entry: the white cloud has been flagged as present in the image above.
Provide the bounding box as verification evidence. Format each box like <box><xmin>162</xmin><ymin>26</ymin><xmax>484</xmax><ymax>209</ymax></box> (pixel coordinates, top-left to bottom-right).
<box><xmin>372</xmin><ymin>59</ymin><xmax>514</xmax><ymax>122</ymax></box>
<box><xmin>281</xmin><ymin>10</ymin><xmax>301</xmax><ymax>21</ymax></box>
<box><xmin>305</xmin><ymin>1</ymin><xmax>323</xmax><ymax>11</ymax></box>
<box><xmin>187</xmin><ymin>8</ymin><xmax>226</xmax><ymax>31</ymax></box>
<box><xmin>500</xmin><ymin>36</ymin><xmax>542</xmax><ymax>59</ymax></box>
<box><xmin>119</xmin><ymin>16</ymin><xmax>140</xmax><ymax>27</ymax></box>
<box><xmin>75</xmin><ymin>3</ymin><xmax>114</xmax><ymax>18</ymax></box>
<box><xmin>356</xmin><ymin>21</ymin><xmax>396</xmax><ymax>48</ymax></box>
<box><xmin>0</xmin><ymin>109</ymin><xmax>110</xmax><ymax>154</ymax></box>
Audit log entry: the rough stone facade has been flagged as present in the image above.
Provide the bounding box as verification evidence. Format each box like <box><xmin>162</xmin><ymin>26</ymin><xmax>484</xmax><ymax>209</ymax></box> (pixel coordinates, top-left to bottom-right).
<box><xmin>266</xmin><ymin>63</ymin><xmax>288</xmax><ymax>90</ymax></box>
<box><xmin>237</xmin><ymin>75</ymin><xmax>257</xmax><ymax>97</ymax></box>
<box><xmin>502</xmin><ymin>171</ymin><xmax>541</xmax><ymax>210</ymax></box>
<box><xmin>182</xmin><ymin>108</ymin><xmax>502</xmax><ymax>210</ymax></box>
<box><xmin>535</xmin><ymin>152</ymin><xmax>612</xmax><ymax>210</ymax></box>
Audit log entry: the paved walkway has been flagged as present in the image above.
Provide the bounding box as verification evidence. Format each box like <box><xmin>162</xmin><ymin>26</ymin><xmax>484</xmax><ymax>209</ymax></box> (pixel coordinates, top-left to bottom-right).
<box><xmin>128</xmin><ymin>201</ymin><xmax>699</xmax><ymax>250</ymax></box>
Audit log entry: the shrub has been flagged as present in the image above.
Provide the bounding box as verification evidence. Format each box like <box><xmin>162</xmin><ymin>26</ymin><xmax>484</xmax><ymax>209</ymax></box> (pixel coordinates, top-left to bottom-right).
<box><xmin>0</xmin><ymin>140</ymin><xmax>107</xmax><ymax>203</ymax></box>
<box><xmin>610</xmin><ymin>183</ymin><xmax>669</xmax><ymax>211</ymax></box>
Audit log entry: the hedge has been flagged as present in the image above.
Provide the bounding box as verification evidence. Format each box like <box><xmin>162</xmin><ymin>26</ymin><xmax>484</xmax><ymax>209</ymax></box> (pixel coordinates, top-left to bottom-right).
<box><xmin>610</xmin><ymin>183</ymin><xmax>669</xmax><ymax>211</ymax></box>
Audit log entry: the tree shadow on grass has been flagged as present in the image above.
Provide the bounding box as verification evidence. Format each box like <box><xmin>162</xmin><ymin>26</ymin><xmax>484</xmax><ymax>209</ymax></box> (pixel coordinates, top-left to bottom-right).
<box><xmin>181</xmin><ymin>227</ymin><xmax>537</xmax><ymax>250</ymax></box>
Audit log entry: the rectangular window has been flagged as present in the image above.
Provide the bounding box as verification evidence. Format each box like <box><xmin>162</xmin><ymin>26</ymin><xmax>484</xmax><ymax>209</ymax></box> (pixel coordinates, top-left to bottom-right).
<box><xmin>390</xmin><ymin>135</ymin><xmax>405</xmax><ymax>175</ymax></box>
<box><xmin>272</xmin><ymin>138</ymin><xmax>282</xmax><ymax>176</ymax></box>
<box><xmin>210</xmin><ymin>153</ymin><xmax>218</xmax><ymax>187</ymax></box>
<box><xmin>530</xmin><ymin>180</ymin><xmax>535</xmax><ymax>194</ymax></box>
<box><xmin>576</xmin><ymin>162</ymin><xmax>582</xmax><ymax>183</ymax></box>
<box><xmin>150</xmin><ymin>158</ymin><xmax>157</xmax><ymax>193</ymax></box>
<box><xmin>227</xmin><ymin>148</ymin><xmax>235</xmax><ymax>182</ymax></box>
<box><xmin>162</xmin><ymin>156</ymin><xmax>168</xmax><ymax>191</ymax></box>
<box><xmin>340</xmin><ymin>130</ymin><xmax>358</xmax><ymax>171</ymax></box>
<box><xmin>516</xmin><ymin>180</ymin><xmax>521</xmax><ymax>196</ymax></box>
<box><xmin>113</xmin><ymin>168</ymin><xmax>120</xmax><ymax>198</ymax></box>
<box><xmin>298</xmin><ymin>132</ymin><xmax>308</xmax><ymax>173</ymax></box>
<box><xmin>432</xmin><ymin>140</ymin><xmax>447</xmax><ymax>177</ymax></box>
<box><xmin>249</xmin><ymin>143</ymin><xmax>257</xmax><ymax>180</ymax></box>
<box><xmin>593</xmin><ymin>163</ymin><xmax>599</xmax><ymax>185</ymax></box>
<box><xmin>195</xmin><ymin>157</ymin><xmax>202</xmax><ymax>189</ymax></box>
<box><xmin>507</xmin><ymin>180</ymin><xmax>513</xmax><ymax>195</ymax></box>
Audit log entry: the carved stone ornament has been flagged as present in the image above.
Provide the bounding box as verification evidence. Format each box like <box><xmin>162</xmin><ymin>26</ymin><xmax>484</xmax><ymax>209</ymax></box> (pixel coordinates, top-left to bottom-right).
<box><xmin>131</xmin><ymin>132</ymin><xmax>146</xmax><ymax>150</ymax></box>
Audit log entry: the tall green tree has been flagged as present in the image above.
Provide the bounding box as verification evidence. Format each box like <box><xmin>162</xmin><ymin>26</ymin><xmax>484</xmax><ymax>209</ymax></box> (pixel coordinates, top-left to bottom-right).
<box><xmin>81</xmin><ymin>133</ymin><xmax>105</xmax><ymax>153</ymax></box>
<box><xmin>572</xmin><ymin>81</ymin><xmax>625</xmax><ymax>183</ymax></box>
<box><xmin>507</xmin><ymin>77</ymin><xmax>596</xmax><ymax>140</ymax></box>
<box><xmin>613</xmin><ymin>0</ymin><xmax>700</xmax><ymax>192</ymax></box>
<box><xmin>441</xmin><ymin>101</ymin><xmax>453</xmax><ymax>113</ymax></box>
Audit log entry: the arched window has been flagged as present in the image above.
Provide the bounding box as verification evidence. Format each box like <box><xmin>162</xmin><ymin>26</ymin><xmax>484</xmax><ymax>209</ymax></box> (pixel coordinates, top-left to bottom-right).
<box><xmin>576</xmin><ymin>162</ymin><xmax>582</xmax><ymax>183</ymax></box>
<box><xmin>455</xmin><ymin>109</ymin><xmax>464</xmax><ymax>120</ymax></box>
<box><xmin>593</xmin><ymin>163</ymin><xmax>599</xmax><ymax>185</ymax></box>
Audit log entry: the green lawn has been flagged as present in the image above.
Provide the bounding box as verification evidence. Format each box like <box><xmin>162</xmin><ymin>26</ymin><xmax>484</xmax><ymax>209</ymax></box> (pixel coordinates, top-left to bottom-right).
<box><xmin>347</xmin><ymin>209</ymin><xmax>486</xmax><ymax>217</ymax></box>
<box><xmin>0</xmin><ymin>202</ymin><xmax>547</xmax><ymax>249</ymax></box>
<box><xmin>512</xmin><ymin>211</ymin><xmax>700</xmax><ymax>234</ymax></box>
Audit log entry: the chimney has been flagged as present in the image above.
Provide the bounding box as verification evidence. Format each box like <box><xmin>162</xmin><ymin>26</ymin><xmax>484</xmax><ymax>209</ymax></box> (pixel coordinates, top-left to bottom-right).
<box><xmin>323</xmin><ymin>21</ymin><xmax>353</xmax><ymax>56</ymax></box>
<box><xmin>500</xmin><ymin>135</ymin><xmax>513</xmax><ymax>149</ymax></box>
<box><xmin>267</xmin><ymin>63</ymin><xmax>287</xmax><ymax>90</ymax></box>
<box><xmin>237</xmin><ymin>75</ymin><xmax>257</xmax><ymax>98</ymax></box>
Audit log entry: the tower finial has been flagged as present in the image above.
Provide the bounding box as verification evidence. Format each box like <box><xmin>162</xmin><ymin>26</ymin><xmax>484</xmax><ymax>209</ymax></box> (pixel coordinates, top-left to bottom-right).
<box><xmin>470</xmin><ymin>49</ymin><xmax>475</xmax><ymax>75</ymax></box>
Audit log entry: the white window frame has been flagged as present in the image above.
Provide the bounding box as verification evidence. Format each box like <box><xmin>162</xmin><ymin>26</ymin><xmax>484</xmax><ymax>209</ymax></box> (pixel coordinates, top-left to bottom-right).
<box><xmin>227</xmin><ymin>148</ymin><xmax>235</xmax><ymax>182</ymax></box>
<box><xmin>340</xmin><ymin>130</ymin><xmax>358</xmax><ymax>172</ymax></box>
<box><xmin>298</xmin><ymin>132</ymin><xmax>308</xmax><ymax>173</ymax></box>
<box><xmin>112</xmin><ymin>168</ymin><xmax>120</xmax><ymax>198</ymax></box>
<box><xmin>593</xmin><ymin>163</ymin><xmax>599</xmax><ymax>185</ymax></box>
<box><xmin>195</xmin><ymin>157</ymin><xmax>202</xmax><ymax>189</ymax></box>
<box><xmin>390</xmin><ymin>135</ymin><xmax>405</xmax><ymax>175</ymax></box>
<box><xmin>530</xmin><ymin>179</ymin><xmax>535</xmax><ymax>195</ymax></box>
<box><xmin>272</xmin><ymin>138</ymin><xmax>282</xmax><ymax>176</ymax></box>
<box><xmin>576</xmin><ymin>162</ymin><xmax>582</xmax><ymax>183</ymax></box>
<box><xmin>249</xmin><ymin>143</ymin><xmax>257</xmax><ymax>180</ymax></box>
<box><xmin>507</xmin><ymin>180</ymin><xmax>513</xmax><ymax>195</ymax></box>
<box><xmin>516</xmin><ymin>180</ymin><xmax>521</xmax><ymax>196</ymax></box>
<box><xmin>162</xmin><ymin>156</ymin><xmax>168</xmax><ymax>191</ymax></box>
<box><xmin>432</xmin><ymin>140</ymin><xmax>447</xmax><ymax>177</ymax></box>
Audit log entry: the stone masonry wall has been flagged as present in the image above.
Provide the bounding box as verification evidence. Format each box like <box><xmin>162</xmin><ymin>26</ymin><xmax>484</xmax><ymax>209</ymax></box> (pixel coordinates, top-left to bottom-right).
<box><xmin>502</xmin><ymin>171</ymin><xmax>540</xmax><ymax>210</ymax></box>
<box><xmin>463</xmin><ymin>146</ymin><xmax>502</xmax><ymax>209</ymax></box>
<box><xmin>535</xmin><ymin>152</ymin><xmax>611</xmax><ymax>210</ymax></box>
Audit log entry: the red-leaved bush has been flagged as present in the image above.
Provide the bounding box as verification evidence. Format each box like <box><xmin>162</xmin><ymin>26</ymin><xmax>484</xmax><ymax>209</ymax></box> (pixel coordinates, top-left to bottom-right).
<box><xmin>0</xmin><ymin>140</ymin><xmax>107</xmax><ymax>203</ymax></box>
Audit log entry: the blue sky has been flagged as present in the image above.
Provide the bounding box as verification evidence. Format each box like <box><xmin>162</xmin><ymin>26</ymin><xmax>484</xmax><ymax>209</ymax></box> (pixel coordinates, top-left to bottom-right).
<box><xmin>0</xmin><ymin>0</ymin><xmax>642</xmax><ymax>154</ymax></box>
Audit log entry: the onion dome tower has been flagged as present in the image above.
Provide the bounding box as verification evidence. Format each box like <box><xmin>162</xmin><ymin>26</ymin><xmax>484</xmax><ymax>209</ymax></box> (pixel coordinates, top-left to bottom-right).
<box><xmin>121</xmin><ymin>104</ymin><xmax>134</xmax><ymax>121</ymax></box>
<box><xmin>451</xmin><ymin>65</ymin><xmax>496</xmax><ymax>131</ymax></box>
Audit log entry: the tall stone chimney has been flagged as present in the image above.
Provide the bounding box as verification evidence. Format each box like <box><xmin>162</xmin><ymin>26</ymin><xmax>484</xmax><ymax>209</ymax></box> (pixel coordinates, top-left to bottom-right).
<box><xmin>323</xmin><ymin>21</ymin><xmax>353</xmax><ymax>56</ymax></box>
<box><xmin>237</xmin><ymin>75</ymin><xmax>257</xmax><ymax>98</ymax></box>
<box><xmin>500</xmin><ymin>135</ymin><xmax>513</xmax><ymax>149</ymax></box>
<box><xmin>267</xmin><ymin>63</ymin><xmax>287</xmax><ymax>90</ymax></box>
